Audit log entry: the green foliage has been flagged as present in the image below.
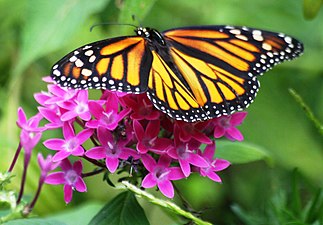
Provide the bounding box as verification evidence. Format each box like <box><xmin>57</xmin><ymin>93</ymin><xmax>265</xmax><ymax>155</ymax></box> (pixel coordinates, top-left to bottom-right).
<box><xmin>89</xmin><ymin>191</ymin><xmax>149</xmax><ymax>225</ymax></box>
<box><xmin>4</xmin><ymin>218</ymin><xmax>66</xmax><ymax>225</ymax></box>
<box><xmin>303</xmin><ymin>0</ymin><xmax>323</xmax><ymax>19</ymax></box>
<box><xmin>231</xmin><ymin>170</ymin><xmax>323</xmax><ymax>225</ymax></box>
<box><xmin>215</xmin><ymin>141</ymin><xmax>272</xmax><ymax>165</ymax></box>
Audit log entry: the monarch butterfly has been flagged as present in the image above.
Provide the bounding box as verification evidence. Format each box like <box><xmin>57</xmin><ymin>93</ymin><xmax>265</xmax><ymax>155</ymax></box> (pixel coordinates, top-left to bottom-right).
<box><xmin>51</xmin><ymin>25</ymin><xmax>303</xmax><ymax>122</ymax></box>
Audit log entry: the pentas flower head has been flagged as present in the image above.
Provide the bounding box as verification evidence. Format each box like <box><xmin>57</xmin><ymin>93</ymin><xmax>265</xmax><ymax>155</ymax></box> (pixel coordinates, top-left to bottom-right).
<box><xmin>16</xmin><ymin>108</ymin><xmax>45</xmax><ymax>152</ymax></box>
<box><xmin>85</xmin><ymin>127</ymin><xmax>139</xmax><ymax>173</ymax></box>
<box><xmin>168</xmin><ymin>126</ymin><xmax>209</xmax><ymax>177</ymax></box>
<box><xmin>59</xmin><ymin>90</ymin><xmax>92</xmax><ymax>121</ymax></box>
<box><xmin>133</xmin><ymin>120</ymin><xmax>172</xmax><ymax>154</ymax></box>
<box><xmin>121</xmin><ymin>94</ymin><xmax>161</xmax><ymax>120</ymax></box>
<box><xmin>212</xmin><ymin>112</ymin><xmax>247</xmax><ymax>141</ymax></box>
<box><xmin>141</xmin><ymin>154</ymin><xmax>185</xmax><ymax>198</ymax></box>
<box><xmin>197</xmin><ymin>142</ymin><xmax>231</xmax><ymax>182</ymax></box>
<box><xmin>43</xmin><ymin>122</ymin><xmax>93</xmax><ymax>162</ymax></box>
<box><xmin>86</xmin><ymin>92</ymin><xmax>130</xmax><ymax>130</ymax></box>
<box><xmin>45</xmin><ymin>159</ymin><xmax>86</xmax><ymax>204</ymax></box>
<box><xmin>37</xmin><ymin>153</ymin><xmax>59</xmax><ymax>181</ymax></box>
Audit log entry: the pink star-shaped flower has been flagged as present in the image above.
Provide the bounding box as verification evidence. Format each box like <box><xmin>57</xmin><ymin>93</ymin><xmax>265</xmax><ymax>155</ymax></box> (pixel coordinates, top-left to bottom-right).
<box><xmin>43</xmin><ymin>122</ymin><xmax>93</xmax><ymax>162</ymax></box>
<box><xmin>141</xmin><ymin>154</ymin><xmax>185</xmax><ymax>198</ymax></box>
<box><xmin>198</xmin><ymin>142</ymin><xmax>230</xmax><ymax>182</ymax></box>
<box><xmin>45</xmin><ymin>159</ymin><xmax>87</xmax><ymax>204</ymax></box>
<box><xmin>212</xmin><ymin>112</ymin><xmax>247</xmax><ymax>141</ymax></box>
<box><xmin>85</xmin><ymin>127</ymin><xmax>139</xmax><ymax>173</ymax></box>
<box><xmin>133</xmin><ymin>120</ymin><xmax>172</xmax><ymax>154</ymax></box>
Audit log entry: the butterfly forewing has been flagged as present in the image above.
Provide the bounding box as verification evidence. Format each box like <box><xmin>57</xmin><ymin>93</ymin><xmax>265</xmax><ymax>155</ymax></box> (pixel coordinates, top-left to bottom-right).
<box><xmin>51</xmin><ymin>36</ymin><xmax>152</xmax><ymax>93</ymax></box>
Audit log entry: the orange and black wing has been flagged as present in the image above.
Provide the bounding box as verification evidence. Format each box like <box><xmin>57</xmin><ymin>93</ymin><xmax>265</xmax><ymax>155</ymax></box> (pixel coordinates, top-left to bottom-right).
<box><xmin>51</xmin><ymin>36</ymin><xmax>152</xmax><ymax>93</ymax></box>
<box><xmin>153</xmin><ymin>25</ymin><xmax>304</xmax><ymax>121</ymax></box>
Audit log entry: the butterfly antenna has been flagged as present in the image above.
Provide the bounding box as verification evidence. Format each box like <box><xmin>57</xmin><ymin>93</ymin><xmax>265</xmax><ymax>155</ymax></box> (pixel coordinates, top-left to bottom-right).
<box><xmin>132</xmin><ymin>14</ymin><xmax>143</xmax><ymax>27</ymax></box>
<box><xmin>90</xmin><ymin>22</ymin><xmax>137</xmax><ymax>32</ymax></box>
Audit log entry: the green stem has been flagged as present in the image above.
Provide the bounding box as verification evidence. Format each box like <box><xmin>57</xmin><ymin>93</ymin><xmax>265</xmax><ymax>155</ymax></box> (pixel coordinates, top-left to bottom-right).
<box><xmin>121</xmin><ymin>181</ymin><xmax>213</xmax><ymax>225</ymax></box>
<box><xmin>289</xmin><ymin>88</ymin><xmax>323</xmax><ymax>136</ymax></box>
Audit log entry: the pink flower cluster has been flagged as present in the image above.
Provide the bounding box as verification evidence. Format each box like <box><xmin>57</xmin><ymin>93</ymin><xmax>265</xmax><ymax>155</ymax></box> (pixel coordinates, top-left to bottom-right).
<box><xmin>15</xmin><ymin>77</ymin><xmax>247</xmax><ymax>203</ymax></box>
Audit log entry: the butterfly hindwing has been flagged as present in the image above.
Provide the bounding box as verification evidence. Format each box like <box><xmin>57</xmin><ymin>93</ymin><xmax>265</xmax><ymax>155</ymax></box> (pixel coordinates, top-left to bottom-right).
<box><xmin>51</xmin><ymin>36</ymin><xmax>152</xmax><ymax>93</ymax></box>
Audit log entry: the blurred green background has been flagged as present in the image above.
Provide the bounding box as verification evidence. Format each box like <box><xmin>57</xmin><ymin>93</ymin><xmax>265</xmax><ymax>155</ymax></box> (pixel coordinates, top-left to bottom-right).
<box><xmin>0</xmin><ymin>0</ymin><xmax>322</xmax><ymax>224</ymax></box>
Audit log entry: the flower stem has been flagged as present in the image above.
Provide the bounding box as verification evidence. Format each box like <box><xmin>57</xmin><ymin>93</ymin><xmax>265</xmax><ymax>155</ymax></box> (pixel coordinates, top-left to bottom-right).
<box><xmin>121</xmin><ymin>181</ymin><xmax>213</xmax><ymax>225</ymax></box>
<box><xmin>82</xmin><ymin>155</ymin><xmax>105</xmax><ymax>168</ymax></box>
<box><xmin>28</xmin><ymin>177</ymin><xmax>44</xmax><ymax>213</ymax></box>
<box><xmin>8</xmin><ymin>142</ymin><xmax>22</xmax><ymax>173</ymax></box>
<box><xmin>289</xmin><ymin>88</ymin><xmax>323</xmax><ymax>136</ymax></box>
<box><xmin>16</xmin><ymin>153</ymin><xmax>31</xmax><ymax>204</ymax></box>
<box><xmin>82</xmin><ymin>168</ymin><xmax>105</xmax><ymax>178</ymax></box>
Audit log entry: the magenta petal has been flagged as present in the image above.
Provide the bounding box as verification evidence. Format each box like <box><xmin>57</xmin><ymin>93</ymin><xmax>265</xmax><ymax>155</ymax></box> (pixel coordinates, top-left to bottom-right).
<box><xmin>64</xmin><ymin>184</ymin><xmax>73</xmax><ymax>204</ymax></box>
<box><xmin>213</xmin><ymin>126</ymin><xmax>225</xmax><ymax>138</ymax></box>
<box><xmin>74</xmin><ymin>178</ymin><xmax>87</xmax><ymax>192</ymax></box>
<box><xmin>73</xmin><ymin>160</ymin><xmax>83</xmax><ymax>174</ymax></box>
<box><xmin>63</xmin><ymin>122</ymin><xmax>75</xmax><ymax>139</ymax></box>
<box><xmin>38</xmin><ymin>107</ymin><xmax>59</xmax><ymax>123</ymax></box>
<box><xmin>85</xmin><ymin>146</ymin><xmax>106</xmax><ymax>159</ymax></box>
<box><xmin>79</xmin><ymin>111</ymin><xmax>91</xmax><ymax>121</ymax></box>
<box><xmin>153</xmin><ymin>138</ymin><xmax>173</xmax><ymax>151</ymax></box>
<box><xmin>188</xmin><ymin>153</ymin><xmax>208</xmax><ymax>168</ymax></box>
<box><xmin>133</xmin><ymin>120</ymin><xmax>144</xmax><ymax>139</ymax></box>
<box><xmin>146</xmin><ymin>120</ymin><xmax>160</xmax><ymax>138</ymax></box>
<box><xmin>60</xmin><ymin>159</ymin><xmax>72</xmax><ymax>171</ymax></box>
<box><xmin>52</xmin><ymin>151</ymin><xmax>71</xmax><ymax>162</ymax></box>
<box><xmin>17</xmin><ymin>107</ymin><xmax>27</xmax><ymax>127</ymax></box>
<box><xmin>206</xmin><ymin>172</ymin><xmax>222</xmax><ymax>183</ymax></box>
<box><xmin>158</xmin><ymin>154</ymin><xmax>172</xmax><ymax>167</ymax></box>
<box><xmin>146</xmin><ymin>111</ymin><xmax>160</xmax><ymax>120</ymax></box>
<box><xmin>88</xmin><ymin>101</ymin><xmax>104</xmax><ymax>119</ymax></box>
<box><xmin>226</xmin><ymin>127</ymin><xmax>244</xmax><ymax>141</ymax></box>
<box><xmin>43</xmin><ymin>139</ymin><xmax>65</xmax><ymax>150</ymax></box>
<box><xmin>142</xmin><ymin>174</ymin><xmax>157</xmax><ymax>188</ymax></box>
<box><xmin>45</xmin><ymin>172</ymin><xmax>65</xmax><ymax>185</ymax></box>
<box><xmin>119</xmin><ymin>148</ymin><xmax>140</xmax><ymax>160</ymax></box>
<box><xmin>97</xmin><ymin>127</ymin><xmax>113</xmax><ymax>146</ymax></box>
<box><xmin>77</xmin><ymin>90</ymin><xmax>88</xmax><ymax>102</ymax></box>
<box><xmin>194</xmin><ymin>133</ymin><xmax>212</xmax><ymax>144</ymax></box>
<box><xmin>85</xmin><ymin>120</ymin><xmax>100</xmax><ymax>128</ymax></box>
<box><xmin>107</xmin><ymin>93</ymin><xmax>119</xmax><ymax>111</ymax></box>
<box><xmin>61</xmin><ymin>111</ymin><xmax>78</xmax><ymax>121</ymax></box>
<box><xmin>203</xmin><ymin>143</ymin><xmax>216</xmax><ymax>159</ymax></box>
<box><xmin>141</xmin><ymin>155</ymin><xmax>156</xmax><ymax>172</ymax></box>
<box><xmin>213</xmin><ymin>159</ymin><xmax>231</xmax><ymax>171</ymax></box>
<box><xmin>72</xmin><ymin>146</ymin><xmax>84</xmax><ymax>156</ymax></box>
<box><xmin>85</xmin><ymin>147</ymin><xmax>106</xmax><ymax>159</ymax></box>
<box><xmin>106</xmin><ymin>157</ymin><xmax>119</xmax><ymax>173</ymax></box>
<box><xmin>158</xmin><ymin>180</ymin><xmax>174</xmax><ymax>198</ymax></box>
<box><xmin>137</xmin><ymin>142</ymin><xmax>148</xmax><ymax>154</ymax></box>
<box><xmin>168</xmin><ymin>167</ymin><xmax>185</xmax><ymax>180</ymax></box>
<box><xmin>230</xmin><ymin>112</ymin><xmax>247</xmax><ymax>126</ymax></box>
<box><xmin>179</xmin><ymin>159</ymin><xmax>191</xmax><ymax>177</ymax></box>
<box><xmin>76</xmin><ymin>128</ymin><xmax>93</xmax><ymax>144</ymax></box>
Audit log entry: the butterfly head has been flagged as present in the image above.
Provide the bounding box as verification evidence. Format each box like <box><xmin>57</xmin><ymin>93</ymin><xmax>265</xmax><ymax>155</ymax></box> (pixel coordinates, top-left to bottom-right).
<box><xmin>135</xmin><ymin>27</ymin><xmax>166</xmax><ymax>46</ymax></box>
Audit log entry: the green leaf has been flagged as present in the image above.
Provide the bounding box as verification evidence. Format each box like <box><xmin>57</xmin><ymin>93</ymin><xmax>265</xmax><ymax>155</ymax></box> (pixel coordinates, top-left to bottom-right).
<box><xmin>303</xmin><ymin>0</ymin><xmax>323</xmax><ymax>19</ymax></box>
<box><xmin>47</xmin><ymin>202</ymin><xmax>103</xmax><ymax>225</ymax></box>
<box><xmin>14</xmin><ymin>0</ymin><xmax>110</xmax><ymax>77</ymax></box>
<box><xmin>3</xmin><ymin>218</ymin><xmax>66</xmax><ymax>225</ymax></box>
<box><xmin>89</xmin><ymin>191</ymin><xmax>149</xmax><ymax>225</ymax></box>
<box><xmin>215</xmin><ymin>141</ymin><xmax>272</xmax><ymax>165</ymax></box>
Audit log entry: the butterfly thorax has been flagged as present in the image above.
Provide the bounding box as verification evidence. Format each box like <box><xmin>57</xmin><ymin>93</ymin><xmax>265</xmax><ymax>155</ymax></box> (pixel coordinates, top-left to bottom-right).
<box><xmin>135</xmin><ymin>27</ymin><xmax>166</xmax><ymax>46</ymax></box>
